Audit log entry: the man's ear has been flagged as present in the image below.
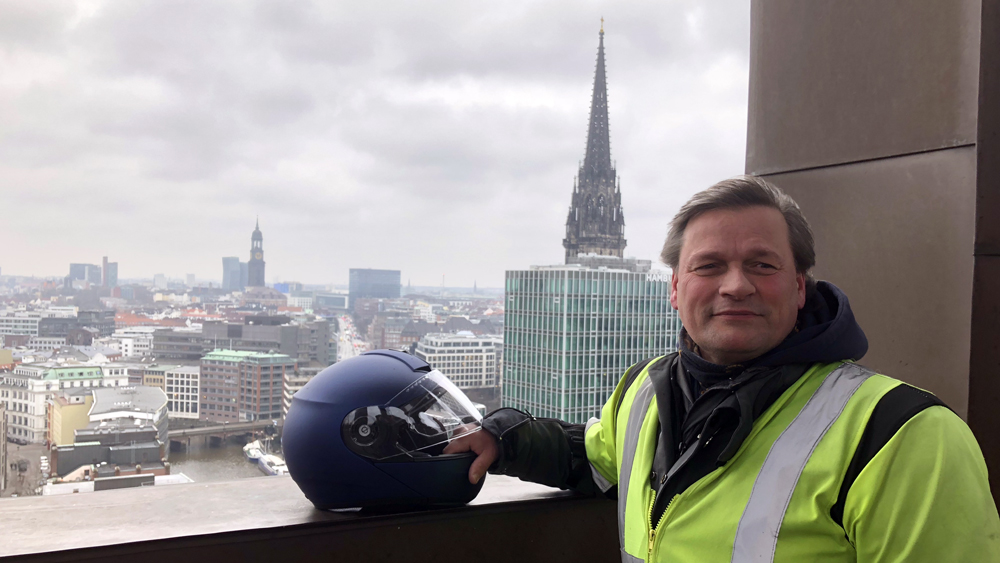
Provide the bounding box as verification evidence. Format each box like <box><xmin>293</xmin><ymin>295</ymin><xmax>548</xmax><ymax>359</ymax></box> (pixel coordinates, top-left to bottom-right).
<box><xmin>670</xmin><ymin>270</ymin><xmax>680</xmax><ymax>310</ymax></box>
<box><xmin>796</xmin><ymin>272</ymin><xmax>807</xmax><ymax>309</ymax></box>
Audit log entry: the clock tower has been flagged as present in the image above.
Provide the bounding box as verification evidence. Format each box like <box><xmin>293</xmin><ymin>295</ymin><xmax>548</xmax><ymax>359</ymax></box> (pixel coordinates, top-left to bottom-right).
<box><xmin>248</xmin><ymin>218</ymin><xmax>266</xmax><ymax>287</ymax></box>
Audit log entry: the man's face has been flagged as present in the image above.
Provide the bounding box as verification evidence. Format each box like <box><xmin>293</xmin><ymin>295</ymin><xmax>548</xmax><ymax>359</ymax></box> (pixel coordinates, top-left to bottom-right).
<box><xmin>670</xmin><ymin>206</ymin><xmax>806</xmax><ymax>366</ymax></box>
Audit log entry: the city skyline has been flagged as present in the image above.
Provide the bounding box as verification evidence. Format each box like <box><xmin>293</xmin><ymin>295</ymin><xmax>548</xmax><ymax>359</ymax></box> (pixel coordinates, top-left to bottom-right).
<box><xmin>1</xmin><ymin>2</ymin><xmax>750</xmax><ymax>286</ymax></box>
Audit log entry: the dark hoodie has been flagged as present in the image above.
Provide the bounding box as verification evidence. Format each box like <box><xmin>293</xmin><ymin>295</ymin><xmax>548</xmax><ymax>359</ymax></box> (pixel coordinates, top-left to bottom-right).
<box><xmin>646</xmin><ymin>281</ymin><xmax>868</xmax><ymax>524</ymax></box>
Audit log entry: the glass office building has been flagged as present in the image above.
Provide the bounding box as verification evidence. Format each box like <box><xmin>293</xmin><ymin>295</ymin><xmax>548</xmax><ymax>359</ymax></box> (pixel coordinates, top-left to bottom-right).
<box><xmin>348</xmin><ymin>268</ymin><xmax>401</xmax><ymax>308</ymax></box>
<box><xmin>503</xmin><ymin>259</ymin><xmax>681</xmax><ymax>424</ymax></box>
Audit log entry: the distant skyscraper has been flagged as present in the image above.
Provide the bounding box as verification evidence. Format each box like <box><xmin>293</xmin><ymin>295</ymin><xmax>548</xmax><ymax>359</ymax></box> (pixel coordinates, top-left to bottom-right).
<box><xmin>503</xmin><ymin>30</ymin><xmax>681</xmax><ymax>424</ymax></box>
<box><xmin>69</xmin><ymin>263</ymin><xmax>102</xmax><ymax>285</ymax></box>
<box><xmin>563</xmin><ymin>28</ymin><xmax>626</xmax><ymax>263</ymax></box>
<box><xmin>153</xmin><ymin>274</ymin><xmax>167</xmax><ymax>290</ymax></box>
<box><xmin>69</xmin><ymin>263</ymin><xmax>86</xmax><ymax>281</ymax></box>
<box><xmin>349</xmin><ymin>269</ymin><xmax>401</xmax><ymax>308</ymax></box>
<box><xmin>248</xmin><ymin>219</ymin><xmax>266</xmax><ymax>287</ymax></box>
<box><xmin>222</xmin><ymin>257</ymin><xmax>241</xmax><ymax>292</ymax></box>
<box><xmin>186</xmin><ymin>274</ymin><xmax>196</xmax><ymax>287</ymax></box>
<box><xmin>104</xmin><ymin>260</ymin><xmax>118</xmax><ymax>288</ymax></box>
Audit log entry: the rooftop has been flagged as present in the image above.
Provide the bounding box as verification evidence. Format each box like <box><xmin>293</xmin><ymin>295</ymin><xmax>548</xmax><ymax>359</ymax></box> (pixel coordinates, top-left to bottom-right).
<box><xmin>203</xmin><ymin>350</ymin><xmax>270</xmax><ymax>360</ymax></box>
<box><xmin>203</xmin><ymin>349</ymin><xmax>294</xmax><ymax>362</ymax></box>
<box><xmin>422</xmin><ymin>332</ymin><xmax>502</xmax><ymax>343</ymax></box>
<box><xmin>529</xmin><ymin>254</ymin><xmax>656</xmax><ymax>274</ymax></box>
<box><xmin>90</xmin><ymin>386</ymin><xmax>167</xmax><ymax>415</ymax></box>
<box><xmin>80</xmin><ymin>421</ymin><xmax>157</xmax><ymax>433</ymax></box>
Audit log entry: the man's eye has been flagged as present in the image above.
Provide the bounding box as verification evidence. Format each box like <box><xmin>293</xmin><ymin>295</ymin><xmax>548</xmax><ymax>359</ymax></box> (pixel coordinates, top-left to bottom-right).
<box><xmin>752</xmin><ymin>262</ymin><xmax>777</xmax><ymax>270</ymax></box>
<box><xmin>693</xmin><ymin>264</ymin><xmax>718</xmax><ymax>272</ymax></box>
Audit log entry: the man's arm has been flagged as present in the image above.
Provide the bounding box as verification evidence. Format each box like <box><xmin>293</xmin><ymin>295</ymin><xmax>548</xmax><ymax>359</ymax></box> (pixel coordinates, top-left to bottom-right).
<box><xmin>843</xmin><ymin>406</ymin><xmax>1000</xmax><ymax>561</ymax></box>
<box><xmin>444</xmin><ymin>363</ymin><xmax>636</xmax><ymax>494</ymax></box>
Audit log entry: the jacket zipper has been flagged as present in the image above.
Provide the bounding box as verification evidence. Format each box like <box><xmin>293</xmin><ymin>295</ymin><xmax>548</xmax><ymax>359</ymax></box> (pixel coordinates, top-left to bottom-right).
<box><xmin>647</xmin><ymin>491</ymin><xmax>678</xmax><ymax>561</ymax></box>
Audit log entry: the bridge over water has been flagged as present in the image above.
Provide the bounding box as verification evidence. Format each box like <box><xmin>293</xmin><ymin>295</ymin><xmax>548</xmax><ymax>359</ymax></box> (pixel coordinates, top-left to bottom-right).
<box><xmin>167</xmin><ymin>419</ymin><xmax>282</xmax><ymax>439</ymax></box>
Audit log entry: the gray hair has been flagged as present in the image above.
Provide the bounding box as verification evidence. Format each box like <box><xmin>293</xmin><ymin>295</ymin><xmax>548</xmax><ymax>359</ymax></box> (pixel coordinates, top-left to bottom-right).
<box><xmin>661</xmin><ymin>175</ymin><xmax>816</xmax><ymax>286</ymax></box>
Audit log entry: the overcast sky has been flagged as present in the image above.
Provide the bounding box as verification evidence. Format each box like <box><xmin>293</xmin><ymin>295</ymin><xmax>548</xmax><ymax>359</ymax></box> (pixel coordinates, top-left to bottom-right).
<box><xmin>1</xmin><ymin>0</ymin><xmax>750</xmax><ymax>287</ymax></box>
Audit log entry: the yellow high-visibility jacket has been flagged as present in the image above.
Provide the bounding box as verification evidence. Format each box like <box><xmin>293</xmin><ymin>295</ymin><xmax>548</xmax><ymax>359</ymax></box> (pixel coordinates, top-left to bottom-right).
<box><xmin>585</xmin><ymin>359</ymin><xmax>1000</xmax><ymax>562</ymax></box>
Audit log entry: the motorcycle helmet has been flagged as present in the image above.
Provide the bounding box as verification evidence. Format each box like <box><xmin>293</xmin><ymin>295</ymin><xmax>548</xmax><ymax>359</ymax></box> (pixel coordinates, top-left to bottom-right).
<box><xmin>283</xmin><ymin>349</ymin><xmax>486</xmax><ymax>510</ymax></box>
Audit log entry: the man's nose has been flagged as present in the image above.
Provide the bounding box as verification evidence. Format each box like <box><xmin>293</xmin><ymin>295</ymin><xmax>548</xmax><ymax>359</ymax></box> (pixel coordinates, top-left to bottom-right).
<box><xmin>718</xmin><ymin>266</ymin><xmax>755</xmax><ymax>299</ymax></box>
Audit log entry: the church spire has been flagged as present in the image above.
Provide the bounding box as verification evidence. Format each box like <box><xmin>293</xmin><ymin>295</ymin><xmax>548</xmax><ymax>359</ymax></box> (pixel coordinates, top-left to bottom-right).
<box><xmin>582</xmin><ymin>27</ymin><xmax>612</xmax><ymax>181</ymax></box>
<box><xmin>562</xmin><ymin>25</ymin><xmax>627</xmax><ymax>263</ymax></box>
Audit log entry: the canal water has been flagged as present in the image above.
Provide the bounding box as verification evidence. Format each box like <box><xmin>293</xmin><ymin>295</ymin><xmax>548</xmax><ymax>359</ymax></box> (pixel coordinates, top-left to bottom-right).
<box><xmin>169</xmin><ymin>437</ymin><xmax>282</xmax><ymax>483</ymax></box>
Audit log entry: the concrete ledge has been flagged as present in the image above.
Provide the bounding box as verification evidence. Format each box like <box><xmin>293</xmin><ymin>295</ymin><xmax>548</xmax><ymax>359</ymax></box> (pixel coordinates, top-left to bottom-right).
<box><xmin>0</xmin><ymin>475</ymin><xmax>619</xmax><ymax>562</ymax></box>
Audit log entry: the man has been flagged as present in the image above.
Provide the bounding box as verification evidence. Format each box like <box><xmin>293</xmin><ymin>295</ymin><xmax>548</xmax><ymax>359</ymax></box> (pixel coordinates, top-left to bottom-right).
<box><xmin>445</xmin><ymin>176</ymin><xmax>1000</xmax><ymax>562</ymax></box>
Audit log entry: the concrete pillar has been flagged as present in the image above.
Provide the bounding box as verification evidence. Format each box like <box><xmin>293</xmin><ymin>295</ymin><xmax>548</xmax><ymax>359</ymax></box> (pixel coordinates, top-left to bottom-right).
<box><xmin>747</xmin><ymin>0</ymin><xmax>999</xmax><ymax>497</ymax></box>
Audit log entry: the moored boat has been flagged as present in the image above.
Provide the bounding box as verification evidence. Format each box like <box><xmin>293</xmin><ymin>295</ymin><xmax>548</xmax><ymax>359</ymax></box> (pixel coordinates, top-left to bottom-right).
<box><xmin>257</xmin><ymin>454</ymin><xmax>288</xmax><ymax>476</ymax></box>
<box><xmin>243</xmin><ymin>440</ymin><xmax>264</xmax><ymax>462</ymax></box>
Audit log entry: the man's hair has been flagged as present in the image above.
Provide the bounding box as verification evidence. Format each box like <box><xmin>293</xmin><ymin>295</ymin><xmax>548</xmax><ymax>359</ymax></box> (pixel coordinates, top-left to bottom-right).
<box><xmin>661</xmin><ymin>175</ymin><xmax>816</xmax><ymax>286</ymax></box>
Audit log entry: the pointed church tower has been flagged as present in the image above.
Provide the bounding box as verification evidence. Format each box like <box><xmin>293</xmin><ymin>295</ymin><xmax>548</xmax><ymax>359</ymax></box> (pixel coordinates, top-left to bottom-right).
<box><xmin>563</xmin><ymin>25</ymin><xmax>627</xmax><ymax>263</ymax></box>
<box><xmin>248</xmin><ymin>217</ymin><xmax>266</xmax><ymax>287</ymax></box>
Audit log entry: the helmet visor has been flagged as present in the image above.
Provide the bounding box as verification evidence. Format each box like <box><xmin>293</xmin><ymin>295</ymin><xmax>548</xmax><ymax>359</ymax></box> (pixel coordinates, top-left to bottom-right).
<box><xmin>342</xmin><ymin>369</ymin><xmax>483</xmax><ymax>461</ymax></box>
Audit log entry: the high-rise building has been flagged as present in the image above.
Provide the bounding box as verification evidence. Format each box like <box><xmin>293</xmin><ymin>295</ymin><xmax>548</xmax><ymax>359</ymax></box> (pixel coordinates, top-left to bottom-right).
<box><xmin>102</xmin><ymin>256</ymin><xmax>119</xmax><ymax>288</ymax></box>
<box><xmin>502</xmin><ymin>31</ymin><xmax>682</xmax><ymax>424</ymax></box>
<box><xmin>563</xmin><ymin>28</ymin><xmax>626</xmax><ymax>263</ymax></box>
<box><xmin>503</xmin><ymin>259</ymin><xmax>680</xmax><ymax>423</ymax></box>
<box><xmin>222</xmin><ymin>257</ymin><xmax>242</xmax><ymax>292</ymax></box>
<box><xmin>185</xmin><ymin>274</ymin><xmax>196</xmax><ymax>287</ymax></box>
<box><xmin>248</xmin><ymin>219</ymin><xmax>266</xmax><ymax>287</ymax></box>
<box><xmin>153</xmin><ymin>274</ymin><xmax>167</xmax><ymax>290</ymax></box>
<box><xmin>105</xmin><ymin>262</ymin><xmax>118</xmax><ymax>288</ymax></box>
<box><xmin>349</xmin><ymin>269</ymin><xmax>401</xmax><ymax>308</ymax></box>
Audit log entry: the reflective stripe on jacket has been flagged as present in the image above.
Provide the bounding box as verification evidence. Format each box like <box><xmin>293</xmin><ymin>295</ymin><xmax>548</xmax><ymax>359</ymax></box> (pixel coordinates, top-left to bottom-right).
<box><xmin>585</xmin><ymin>360</ymin><xmax>1000</xmax><ymax>562</ymax></box>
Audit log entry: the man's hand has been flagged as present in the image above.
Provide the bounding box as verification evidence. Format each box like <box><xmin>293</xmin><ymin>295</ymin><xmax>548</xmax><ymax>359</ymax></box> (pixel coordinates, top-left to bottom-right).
<box><xmin>443</xmin><ymin>428</ymin><xmax>499</xmax><ymax>484</ymax></box>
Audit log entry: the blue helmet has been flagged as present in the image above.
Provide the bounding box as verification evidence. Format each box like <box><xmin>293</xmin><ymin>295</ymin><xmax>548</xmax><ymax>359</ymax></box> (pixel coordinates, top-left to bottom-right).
<box><xmin>283</xmin><ymin>350</ymin><xmax>486</xmax><ymax>510</ymax></box>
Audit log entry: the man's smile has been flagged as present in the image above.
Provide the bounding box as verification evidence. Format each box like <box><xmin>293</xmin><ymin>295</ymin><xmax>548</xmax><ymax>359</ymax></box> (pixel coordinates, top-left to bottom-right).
<box><xmin>712</xmin><ymin>309</ymin><xmax>763</xmax><ymax>318</ymax></box>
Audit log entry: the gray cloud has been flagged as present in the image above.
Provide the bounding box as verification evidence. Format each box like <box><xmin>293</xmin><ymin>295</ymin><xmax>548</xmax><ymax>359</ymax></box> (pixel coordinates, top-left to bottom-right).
<box><xmin>0</xmin><ymin>0</ymin><xmax>750</xmax><ymax>286</ymax></box>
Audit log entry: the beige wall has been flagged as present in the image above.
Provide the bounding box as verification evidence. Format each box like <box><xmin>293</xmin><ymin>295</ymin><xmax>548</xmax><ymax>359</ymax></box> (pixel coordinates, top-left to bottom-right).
<box><xmin>50</xmin><ymin>395</ymin><xmax>93</xmax><ymax>447</ymax></box>
<box><xmin>142</xmin><ymin>374</ymin><xmax>166</xmax><ymax>390</ymax></box>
